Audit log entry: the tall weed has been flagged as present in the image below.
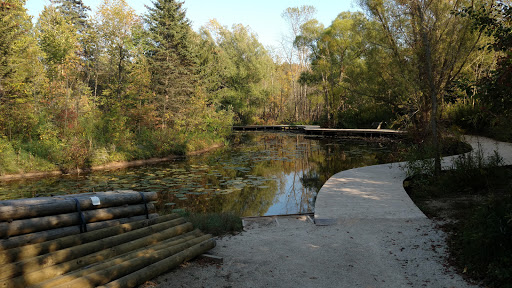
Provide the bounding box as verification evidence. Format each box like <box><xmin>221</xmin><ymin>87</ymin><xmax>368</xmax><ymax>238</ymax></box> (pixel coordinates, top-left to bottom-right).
<box><xmin>175</xmin><ymin>211</ymin><xmax>243</xmax><ymax>236</ymax></box>
<box><xmin>459</xmin><ymin>194</ymin><xmax>512</xmax><ymax>287</ymax></box>
<box><xmin>449</xmin><ymin>146</ymin><xmax>508</xmax><ymax>194</ymax></box>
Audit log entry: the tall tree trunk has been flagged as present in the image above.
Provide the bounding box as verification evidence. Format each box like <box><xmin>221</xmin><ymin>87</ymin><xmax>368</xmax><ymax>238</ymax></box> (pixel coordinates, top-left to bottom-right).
<box><xmin>322</xmin><ymin>73</ymin><xmax>330</xmax><ymax>127</ymax></box>
<box><xmin>117</xmin><ymin>45</ymin><xmax>123</xmax><ymax>100</ymax></box>
<box><xmin>417</xmin><ymin>2</ymin><xmax>441</xmax><ymax>176</ymax></box>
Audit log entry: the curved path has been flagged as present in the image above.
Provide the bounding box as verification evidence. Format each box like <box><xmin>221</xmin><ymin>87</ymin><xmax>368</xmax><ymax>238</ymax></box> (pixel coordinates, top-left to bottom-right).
<box><xmin>315</xmin><ymin>135</ymin><xmax>512</xmax><ymax>224</ymax></box>
<box><xmin>153</xmin><ymin>136</ymin><xmax>512</xmax><ymax>288</ymax></box>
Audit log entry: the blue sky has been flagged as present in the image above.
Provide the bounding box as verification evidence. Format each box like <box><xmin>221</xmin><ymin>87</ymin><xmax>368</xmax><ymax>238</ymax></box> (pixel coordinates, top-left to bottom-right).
<box><xmin>25</xmin><ymin>0</ymin><xmax>360</xmax><ymax>48</ymax></box>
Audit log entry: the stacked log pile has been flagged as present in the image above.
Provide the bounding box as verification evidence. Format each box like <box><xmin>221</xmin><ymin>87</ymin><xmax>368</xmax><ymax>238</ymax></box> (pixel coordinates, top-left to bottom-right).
<box><xmin>0</xmin><ymin>191</ymin><xmax>160</xmax><ymax>249</ymax></box>
<box><xmin>0</xmin><ymin>191</ymin><xmax>216</xmax><ymax>288</ymax></box>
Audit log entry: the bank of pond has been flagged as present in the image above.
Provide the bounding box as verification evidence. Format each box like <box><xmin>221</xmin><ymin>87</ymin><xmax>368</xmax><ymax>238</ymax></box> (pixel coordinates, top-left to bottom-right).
<box><xmin>0</xmin><ymin>132</ymin><xmax>401</xmax><ymax>217</ymax></box>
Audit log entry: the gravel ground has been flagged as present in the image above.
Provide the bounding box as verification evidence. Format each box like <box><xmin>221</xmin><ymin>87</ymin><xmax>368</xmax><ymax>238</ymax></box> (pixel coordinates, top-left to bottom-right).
<box><xmin>148</xmin><ymin>216</ymin><xmax>476</xmax><ymax>288</ymax></box>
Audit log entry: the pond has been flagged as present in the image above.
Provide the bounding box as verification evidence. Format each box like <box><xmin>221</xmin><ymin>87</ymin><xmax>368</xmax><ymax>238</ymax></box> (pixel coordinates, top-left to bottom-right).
<box><xmin>0</xmin><ymin>132</ymin><xmax>399</xmax><ymax>217</ymax></box>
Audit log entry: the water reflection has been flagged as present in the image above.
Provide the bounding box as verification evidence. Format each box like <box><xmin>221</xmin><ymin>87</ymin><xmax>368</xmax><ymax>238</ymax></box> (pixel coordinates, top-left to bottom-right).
<box><xmin>0</xmin><ymin>132</ymin><xmax>395</xmax><ymax>216</ymax></box>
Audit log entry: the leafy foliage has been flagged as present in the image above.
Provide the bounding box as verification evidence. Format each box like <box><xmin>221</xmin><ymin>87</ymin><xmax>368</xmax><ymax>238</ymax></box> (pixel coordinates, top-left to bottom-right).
<box><xmin>199</xmin><ymin>21</ymin><xmax>275</xmax><ymax>124</ymax></box>
<box><xmin>0</xmin><ymin>0</ymin><xmax>236</xmax><ymax>174</ymax></box>
<box><xmin>0</xmin><ymin>0</ymin><xmax>509</xmax><ymax>175</ymax></box>
<box><xmin>406</xmin><ymin>149</ymin><xmax>512</xmax><ymax>287</ymax></box>
<box><xmin>455</xmin><ymin>1</ymin><xmax>512</xmax><ymax>141</ymax></box>
<box><xmin>176</xmin><ymin>211</ymin><xmax>243</xmax><ymax>236</ymax></box>
<box><xmin>459</xmin><ymin>194</ymin><xmax>512</xmax><ymax>287</ymax></box>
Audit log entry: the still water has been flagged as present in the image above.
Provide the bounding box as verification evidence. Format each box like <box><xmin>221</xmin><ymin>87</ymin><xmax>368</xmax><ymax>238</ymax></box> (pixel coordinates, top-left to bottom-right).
<box><xmin>0</xmin><ymin>132</ymin><xmax>397</xmax><ymax>216</ymax></box>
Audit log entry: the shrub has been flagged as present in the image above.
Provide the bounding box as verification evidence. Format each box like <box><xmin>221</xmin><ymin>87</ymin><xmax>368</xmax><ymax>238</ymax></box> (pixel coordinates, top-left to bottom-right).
<box><xmin>444</xmin><ymin>100</ymin><xmax>490</xmax><ymax>132</ymax></box>
<box><xmin>0</xmin><ymin>136</ymin><xmax>57</xmax><ymax>175</ymax></box>
<box><xmin>448</xmin><ymin>148</ymin><xmax>509</xmax><ymax>194</ymax></box>
<box><xmin>458</xmin><ymin>194</ymin><xmax>512</xmax><ymax>287</ymax></box>
<box><xmin>403</xmin><ymin>138</ymin><xmax>504</xmax><ymax>198</ymax></box>
<box><xmin>176</xmin><ymin>211</ymin><xmax>243</xmax><ymax>236</ymax></box>
<box><xmin>337</xmin><ymin>103</ymin><xmax>394</xmax><ymax>129</ymax></box>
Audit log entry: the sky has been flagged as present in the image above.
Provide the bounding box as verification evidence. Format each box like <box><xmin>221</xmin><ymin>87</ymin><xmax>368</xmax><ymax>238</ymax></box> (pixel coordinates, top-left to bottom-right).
<box><xmin>25</xmin><ymin>0</ymin><xmax>361</xmax><ymax>48</ymax></box>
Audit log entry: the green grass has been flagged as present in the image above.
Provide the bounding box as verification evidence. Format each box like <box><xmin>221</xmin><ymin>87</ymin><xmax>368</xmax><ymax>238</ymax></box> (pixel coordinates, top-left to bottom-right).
<box><xmin>175</xmin><ymin>211</ymin><xmax>243</xmax><ymax>236</ymax></box>
<box><xmin>0</xmin><ymin>127</ymin><xmax>230</xmax><ymax>176</ymax></box>
<box><xmin>0</xmin><ymin>137</ymin><xmax>57</xmax><ymax>175</ymax></box>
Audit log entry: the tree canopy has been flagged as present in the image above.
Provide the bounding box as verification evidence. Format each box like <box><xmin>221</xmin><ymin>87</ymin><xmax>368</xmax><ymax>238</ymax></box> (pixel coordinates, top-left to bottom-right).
<box><xmin>0</xmin><ymin>0</ymin><xmax>510</xmax><ymax>174</ymax></box>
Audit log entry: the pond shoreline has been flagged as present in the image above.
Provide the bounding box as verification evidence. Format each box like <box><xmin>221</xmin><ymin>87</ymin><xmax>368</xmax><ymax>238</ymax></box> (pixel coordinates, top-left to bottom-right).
<box><xmin>0</xmin><ymin>143</ymin><xmax>224</xmax><ymax>182</ymax></box>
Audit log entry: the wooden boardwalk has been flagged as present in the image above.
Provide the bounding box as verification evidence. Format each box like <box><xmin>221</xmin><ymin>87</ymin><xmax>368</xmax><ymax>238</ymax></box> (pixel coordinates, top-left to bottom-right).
<box><xmin>232</xmin><ymin>125</ymin><xmax>406</xmax><ymax>138</ymax></box>
<box><xmin>232</xmin><ymin>125</ymin><xmax>305</xmax><ymax>131</ymax></box>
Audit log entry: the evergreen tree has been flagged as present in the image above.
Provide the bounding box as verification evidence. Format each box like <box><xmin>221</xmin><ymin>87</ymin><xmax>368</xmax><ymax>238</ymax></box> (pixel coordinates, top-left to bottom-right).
<box><xmin>37</xmin><ymin>5</ymin><xmax>78</xmax><ymax>79</ymax></box>
<box><xmin>52</xmin><ymin>0</ymin><xmax>92</xmax><ymax>95</ymax></box>
<box><xmin>145</xmin><ymin>0</ymin><xmax>197</xmax><ymax>129</ymax></box>
<box><xmin>52</xmin><ymin>0</ymin><xmax>90</xmax><ymax>32</ymax></box>
<box><xmin>0</xmin><ymin>0</ymin><xmax>31</xmax><ymax>95</ymax></box>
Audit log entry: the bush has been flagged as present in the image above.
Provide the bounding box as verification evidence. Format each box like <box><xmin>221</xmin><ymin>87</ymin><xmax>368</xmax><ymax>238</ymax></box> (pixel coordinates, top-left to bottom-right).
<box><xmin>337</xmin><ymin>103</ymin><xmax>394</xmax><ymax>129</ymax></box>
<box><xmin>402</xmin><ymin>135</ymin><xmax>471</xmax><ymax>178</ymax></box>
<box><xmin>94</xmin><ymin>111</ymin><xmax>136</xmax><ymax>154</ymax></box>
<box><xmin>405</xmin><ymin>146</ymin><xmax>512</xmax><ymax>287</ymax></box>
<box><xmin>444</xmin><ymin>101</ymin><xmax>512</xmax><ymax>143</ymax></box>
<box><xmin>444</xmin><ymin>101</ymin><xmax>490</xmax><ymax>132</ymax></box>
<box><xmin>486</xmin><ymin>116</ymin><xmax>512</xmax><ymax>143</ymax></box>
<box><xmin>0</xmin><ymin>136</ymin><xmax>57</xmax><ymax>175</ymax></box>
<box><xmin>176</xmin><ymin>211</ymin><xmax>243</xmax><ymax>236</ymax></box>
<box><xmin>458</xmin><ymin>194</ymin><xmax>512</xmax><ymax>287</ymax></box>
<box><xmin>403</xmin><ymin>143</ymin><xmax>437</xmax><ymax>178</ymax></box>
<box><xmin>403</xmin><ymin>140</ymin><xmax>505</xmax><ymax>198</ymax></box>
<box><xmin>136</xmin><ymin>128</ymin><xmax>187</xmax><ymax>158</ymax></box>
<box><xmin>447</xmin><ymin>148</ymin><xmax>509</xmax><ymax>194</ymax></box>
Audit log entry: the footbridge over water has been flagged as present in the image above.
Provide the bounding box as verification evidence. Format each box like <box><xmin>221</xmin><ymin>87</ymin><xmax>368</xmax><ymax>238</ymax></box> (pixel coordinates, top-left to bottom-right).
<box><xmin>232</xmin><ymin>125</ymin><xmax>406</xmax><ymax>138</ymax></box>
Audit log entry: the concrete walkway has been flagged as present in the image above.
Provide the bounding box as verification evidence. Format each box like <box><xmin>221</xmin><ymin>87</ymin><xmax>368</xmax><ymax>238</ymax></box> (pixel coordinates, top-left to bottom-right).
<box><xmin>152</xmin><ymin>136</ymin><xmax>512</xmax><ymax>288</ymax></box>
<box><xmin>315</xmin><ymin>135</ymin><xmax>512</xmax><ymax>224</ymax></box>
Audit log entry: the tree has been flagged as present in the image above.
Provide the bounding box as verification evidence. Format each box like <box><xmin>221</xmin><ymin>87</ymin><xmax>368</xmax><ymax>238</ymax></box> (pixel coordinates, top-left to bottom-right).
<box><xmin>0</xmin><ymin>0</ymin><xmax>32</xmax><ymax>96</ymax></box>
<box><xmin>282</xmin><ymin>5</ymin><xmax>317</xmax><ymax>122</ymax></box>
<box><xmin>460</xmin><ymin>1</ymin><xmax>512</xmax><ymax>116</ymax></box>
<box><xmin>125</xmin><ymin>24</ymin><xmax>157</xmax><ymax>133</ymax></box>
<box><xmin>145</xmin><ymin>0</ymin><xmax>197</xmax><ymax>129</ymax></box>
<box><xmin>37</xmin><ymin>4</ymin><xmax>91</xmax><ymax>132</ymax></box>
<box><xmin>52</xmin><ymin>0</ymin><xmax>94</xmax><ymax>93</ymax></box>
<box><xmin>94</xmin><ymin>0</ymin><xmax>140</xmax><ymax>110</ymax></box>
<box><xmin>201</xmin><ymin>20</ymin><xmax>275</xmax><ymax>124</ymax></box>
<box><xmin>0</xmin><ymin>0</ymin><xmax>46</xmax><ymax>140</ymax></box>
<box><xmin>360</xmin><ymin>0</ymin><xmax>484</xmax><ymax>175</ymax></box>
<box><xmin>52</xmin><ymin>0</ymin><xmax>90</xmax><ymax>32</ymax></box>
<box><xmin>37</xmin><ymin>5</ymin><xmax>78</xmax><ymax>79</ymax></box>
<box><xmin>298</xmin><ymin>12</ymin><xmax>368</xmax><ymax>127</ymax></box>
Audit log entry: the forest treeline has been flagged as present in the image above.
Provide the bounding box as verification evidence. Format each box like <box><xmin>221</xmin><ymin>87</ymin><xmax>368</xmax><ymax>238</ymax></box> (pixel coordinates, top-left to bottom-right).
<box><xmin>0</xmin><ymin>0</ymin><xmax>511</xmax><ymax>174</ymax></box>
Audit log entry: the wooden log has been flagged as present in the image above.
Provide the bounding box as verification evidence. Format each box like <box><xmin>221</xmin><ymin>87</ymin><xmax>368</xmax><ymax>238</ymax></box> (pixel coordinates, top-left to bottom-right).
<box><xmin>54</xmin><ymin>236</ymin><xmax>215</xmax><ymax>288</ymax></box>
<box><xmin>0</xmin><ymin>191</ymin><xmax>158</xmax><ymax>221</ymax></box>
<box><xmin>99</xmin><ymin>238</ymin><xmax>216</xmax><ymax>288</ymax></box>
<box><xmin>0</xmin><ymin>213</ymin><xmax>171</xmax><ymax>264</ymax></box>
<box><xmin>31</xmin><ymin>230</ymin><xmax>204</xmax><ymax>288</ymax></box>
<box><xmin>0</xmin><ymin>213</ymin><xmax>159</xmax><ymax>250</ymax></box>
<box><xmin>5</xmin><ymin>226</ymin><xmax>199</xmax><ymax>287</ymax></box>
<box><xmin>0</xmin><ymin>218</ymin><xmax>190</xmax><ymax>281</ymax></box>
<box><xmin>0</xmin><ymin>203</ymin><xmax>155</xmax><ymax>238</ymax></box>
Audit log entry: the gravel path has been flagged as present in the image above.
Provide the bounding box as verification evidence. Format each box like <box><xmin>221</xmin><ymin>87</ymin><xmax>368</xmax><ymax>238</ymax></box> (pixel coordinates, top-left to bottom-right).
<box><xmin>150</xmin><ymin>136</ymin><xmax>512</xmax><ymax>288</ymax></box>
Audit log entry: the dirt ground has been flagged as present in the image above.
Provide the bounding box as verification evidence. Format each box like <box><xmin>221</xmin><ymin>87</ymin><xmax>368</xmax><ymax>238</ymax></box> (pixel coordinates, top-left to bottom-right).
<box><xmin>142</xmin><ymin>215</ymin><xmax>475</xmax><ymax>288</ymax></box>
